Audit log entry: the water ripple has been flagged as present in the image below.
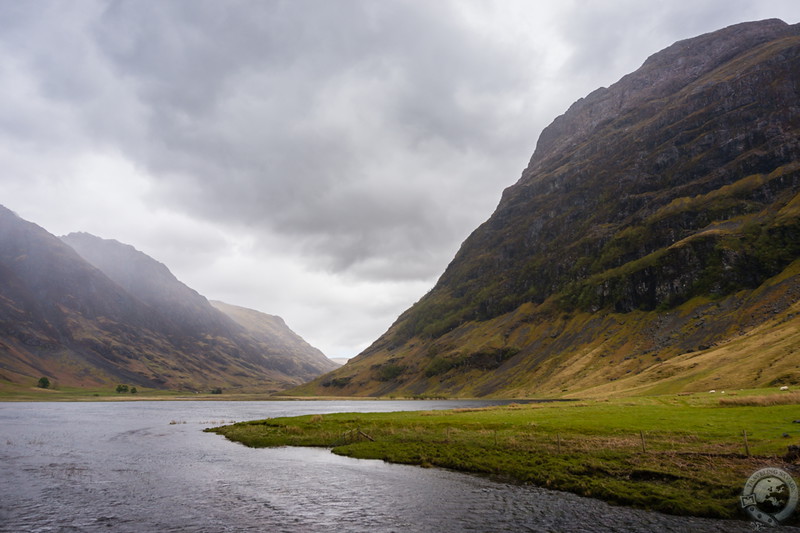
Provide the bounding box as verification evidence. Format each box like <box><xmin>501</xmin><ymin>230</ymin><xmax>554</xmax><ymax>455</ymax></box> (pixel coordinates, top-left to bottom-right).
<box><xmin>0</xmin><ymin>401</ymin><xmax>793</xmax><ymax>532</ymax></box>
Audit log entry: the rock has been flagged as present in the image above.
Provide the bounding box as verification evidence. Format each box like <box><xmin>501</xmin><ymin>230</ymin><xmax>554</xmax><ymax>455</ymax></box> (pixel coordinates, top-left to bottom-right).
<box><xmin>784</xmin><ymin>445</ymin><xmax>800</xmax><ymax>462</ymax></box>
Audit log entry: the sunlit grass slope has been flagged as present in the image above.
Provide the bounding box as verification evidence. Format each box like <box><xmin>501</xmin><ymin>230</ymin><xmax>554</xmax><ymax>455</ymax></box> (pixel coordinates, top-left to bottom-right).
<box><xmin>291</xmin><ymin>261</ymin><xmax>800</xmax><ymax>398</ymax></box>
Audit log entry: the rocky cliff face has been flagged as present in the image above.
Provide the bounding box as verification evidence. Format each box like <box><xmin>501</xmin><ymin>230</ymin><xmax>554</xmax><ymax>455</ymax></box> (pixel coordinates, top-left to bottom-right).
<box><xmin>293</xmin><ymin>19</ymin><xmax>800</xmax><ymax>398</ymax></box>
<box><xmin>0</xmin><ymin>209</ymin><xmax>335</xmax><ymax>391</ymax></box>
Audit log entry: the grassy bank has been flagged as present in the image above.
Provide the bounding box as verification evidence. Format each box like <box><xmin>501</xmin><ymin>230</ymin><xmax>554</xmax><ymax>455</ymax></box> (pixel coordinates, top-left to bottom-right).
<box><xmin>207</xmin><ymin>390</ymin><xmax>800</xmax><ymax>522</ymax></box>
<box><xmin>0</xmin><ymin>384</ymin><xmax>233</xmax><ymax>401</ymax></box>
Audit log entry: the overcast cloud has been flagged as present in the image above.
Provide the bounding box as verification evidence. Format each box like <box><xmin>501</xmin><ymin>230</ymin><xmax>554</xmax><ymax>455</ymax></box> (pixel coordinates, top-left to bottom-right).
<box><xmin>1</xmin><ymin>0</ymin><xmax>799</xmax><ymax>358</ymax></box>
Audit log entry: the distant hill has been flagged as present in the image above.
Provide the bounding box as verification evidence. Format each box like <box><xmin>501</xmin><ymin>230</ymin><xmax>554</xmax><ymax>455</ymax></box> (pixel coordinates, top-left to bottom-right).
<box><xmin>0</xmin><ymin>209</ymin><xmax>335</xmax><ymax>392</ymax></box>
<box><xmin>209</xmin><ymin>300</ymin><xmax>337</xmax><ymax>375</ymax></box>
<box><xmin>292</xmin><ymin>19</ymin><xmax>800</xmax><ymax>398</ymax></box>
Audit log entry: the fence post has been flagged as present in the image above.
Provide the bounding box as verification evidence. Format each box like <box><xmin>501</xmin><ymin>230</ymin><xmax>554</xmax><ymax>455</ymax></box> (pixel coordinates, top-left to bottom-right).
<box><xmin>743</xmin><ymin>430</ymin><xmax>750</xmax><ymax>457</ymax></box>
<box><xmin>640</xmin><ymin>430</ymin><xmax>646</xmax><ymax>453</ymax></box>
<box><xmin>557</xmin><ymin>433</ymin><xmax>561</xmax><ymax>454</ymax></box>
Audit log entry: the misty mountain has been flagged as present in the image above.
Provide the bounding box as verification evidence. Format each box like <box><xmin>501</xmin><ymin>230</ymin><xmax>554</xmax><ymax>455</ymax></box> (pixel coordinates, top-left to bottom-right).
<box><xmin>62</xmin><ymin>232</ymin><xmax>236</xmax><ymax>337</ymax></box>
<box><xmin>209</xmin><ymin>300</ymin><xmax>336</xmax><ymax>375</ymax></box>
<box><xmin>0</xmin><ymin>209</ymin><xmax>336</xmax><ymax>392</ymax></box>
<box><xmin>293</xmin><ymin>19</ymin><xmax>800</xmax><ymax>398</ymax></box>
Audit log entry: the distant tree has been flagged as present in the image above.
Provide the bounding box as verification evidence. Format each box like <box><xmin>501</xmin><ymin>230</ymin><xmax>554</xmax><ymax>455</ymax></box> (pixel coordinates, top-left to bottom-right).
<box><xmin>130</xmin><ymin>387</ymin><xmax>138</xmax><ymax>394</ymax></box>
<box><xmin>210</xmin><ymin>387</ymin><xmax>223</xmax><ymax>395</ymax></box>
<box><xmin>116</xmin><ymin>384</ymin><xmax>129</xmax><ymax>393</ymax></box>
<box><xmin>37</xmin><ymin>377</ymin><xmax>50</xmax><ymax>389</ymax></box>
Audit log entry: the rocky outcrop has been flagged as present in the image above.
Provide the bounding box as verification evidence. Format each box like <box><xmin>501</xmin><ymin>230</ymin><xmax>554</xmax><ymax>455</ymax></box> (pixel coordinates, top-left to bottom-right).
<box><xmin>416</xmin><ymin>19</ymin><xmax>800</xmax><ymax>328</ymax></box>
<box><xmin>528</xmin><ymin>19</ymin><xmax>798</xmax><ymax>174</ymax></box>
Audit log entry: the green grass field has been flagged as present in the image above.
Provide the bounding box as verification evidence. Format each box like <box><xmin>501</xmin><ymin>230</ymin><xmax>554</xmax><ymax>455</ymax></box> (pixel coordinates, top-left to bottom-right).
<box><xmin>208</xmin><ymin>390</ymin><xmax>800</xmax><ymax>522</ymax></box>
<box><xmin>0</xmin><ymin>384</ymin><xmax>207</xmax><ymax>401</ymax></box>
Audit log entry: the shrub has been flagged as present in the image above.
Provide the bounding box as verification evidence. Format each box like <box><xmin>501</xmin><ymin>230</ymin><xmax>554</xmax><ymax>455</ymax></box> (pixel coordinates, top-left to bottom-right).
<box><xmin>37</xmin><ymin>377</ymin><xmax>50</xmax><ymax>389</ymax></box>
<box><xmin>377</xmin><ymin>364</ymin><xmax>405</xmax><ymax>382</ymax></box>
<box><xmin>322</xmin><ymin>376</ymin><xmax>352</xmax><ymax>388</ymax></box>
<box><xmin>425</xmin><ymin>357</ymin><xmax>458</xmax><ymax>377</ymax></box>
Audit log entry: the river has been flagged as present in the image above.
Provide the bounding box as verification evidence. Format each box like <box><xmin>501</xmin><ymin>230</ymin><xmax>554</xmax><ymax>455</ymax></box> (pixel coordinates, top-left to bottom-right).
<box><xmin>0</xmin><ymin>400</ymin><xmax>784</xmax><ymax>532</ymax></box>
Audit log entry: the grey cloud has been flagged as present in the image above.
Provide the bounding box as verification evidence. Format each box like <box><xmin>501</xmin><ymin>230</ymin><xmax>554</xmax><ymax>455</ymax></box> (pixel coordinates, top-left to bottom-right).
<box><xmin>81</xmin><ymin>1</ymin><xmax>543</xmax><ymax>280</ymax></box>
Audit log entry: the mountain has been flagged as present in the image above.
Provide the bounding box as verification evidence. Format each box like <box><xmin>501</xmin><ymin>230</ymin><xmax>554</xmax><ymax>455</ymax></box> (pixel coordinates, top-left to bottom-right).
<box><xmin>209</xmin><ymin>300</ymin><xmax>336</xmax><ymax>375</ymax></box>
<box><xmin>293</xmin><ymin>19</ymin><xmax>800</xmax><ymax>398</ymax></box>
<box><xmin>61</xmin><ymin>232</ymin><xmax>237</xmax><ymax>337</ymax></box>
<box><xmin>62</xmin><ymin>232</ymin><xmax>338</xmax><ymax>381</ymax></box>
<box><xmin>0</xmin><ymin>210</ymin><xmax>335</xmax><ymax>392</ymax></box>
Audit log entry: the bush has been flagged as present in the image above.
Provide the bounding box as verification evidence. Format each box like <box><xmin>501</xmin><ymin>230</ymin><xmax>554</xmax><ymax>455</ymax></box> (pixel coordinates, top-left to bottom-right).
<box><xmin>116</xmin><ymin>384</ymin><xmax>129</xmax><ymax>393</ymax></box>
<box><xmin>425</xmin><ymin>357</ymin><xmax>459</xmax><ymax>377</ymax></box>
<box><xmin>377</xmin><ymin>364</ymin><xmax>406</xmax><ymax>382</ymax></box>
<box><xmin>322</xmin><ymin>376</ymin><xmax>352</xmax><ymax>388</ymax></box>
<box><xmin>37</xmin><ymin>377</ymin><xmax>50</xmax><ymax>389</ymax></box>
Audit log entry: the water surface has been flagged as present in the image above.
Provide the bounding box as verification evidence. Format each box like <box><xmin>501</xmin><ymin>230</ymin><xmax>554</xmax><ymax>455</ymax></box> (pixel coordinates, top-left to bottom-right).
<box><xmin>0</xmin><ymin>400</ymin><xmax>777</xmax><ymax>532</ymax></box>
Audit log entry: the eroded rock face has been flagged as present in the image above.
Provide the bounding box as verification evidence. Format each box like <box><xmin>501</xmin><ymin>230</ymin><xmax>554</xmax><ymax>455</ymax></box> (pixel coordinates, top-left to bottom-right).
<box><xmin>527</xmin><ymin>19</ymin><xmax>798</xmax><ymax>176</ymax></box>
<box><xmin>426</xmin><ymin>18</ymin><xmax>800</xmax><ymax>324</ymax></box>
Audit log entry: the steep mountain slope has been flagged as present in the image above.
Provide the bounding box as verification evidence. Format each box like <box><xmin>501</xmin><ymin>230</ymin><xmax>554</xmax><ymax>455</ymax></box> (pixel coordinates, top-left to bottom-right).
<box><xmin>0</xmin><ymin>210</ymin><xmax>333</xmax><ymax>392</ymax></box>
<box><xmin>209</xmin><ymin>300</ymin><xmax>338</xmax><ymax>375</ymax></box>
<box><xmin>62</xmin><ymin>232</ymin><xmax>235</xmax><ymax>337</ymax></box>
<box><xmin>62</xmin><ymin>232</ymin><xmax>337</xmax><ymax>380</ymax></box>
<box><xmin>0</xmin><ymin>206</ymin><xmax>170</xmax><ymax>387</ymax></box>
<box><xmin>294</xmin><ymin>19</ymin><xmax>800</xmax><ymax>398</ymax></box>
<box><xmin>61</xmin><ymin>233</ymin><xmax>338</xmax><ymax>381</ymax></box>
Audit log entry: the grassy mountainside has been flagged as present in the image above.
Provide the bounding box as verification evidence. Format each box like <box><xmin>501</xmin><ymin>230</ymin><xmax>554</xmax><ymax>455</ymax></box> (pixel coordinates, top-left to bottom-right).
<box><xmin>292</xmin><ymin>20</ymin><xmax>800</xmax><ymax>398</ymax></box>
<box><xmin>210</xmin><ymin>301</ymin><xmax>338</xmax><ymax>375</ymax></box>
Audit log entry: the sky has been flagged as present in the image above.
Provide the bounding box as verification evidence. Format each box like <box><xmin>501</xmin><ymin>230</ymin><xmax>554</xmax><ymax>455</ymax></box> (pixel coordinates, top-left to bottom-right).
<box><xmin>1</xmin><ymin>1</ymin><xmax>799</xmax><ymax>359</ymax></box>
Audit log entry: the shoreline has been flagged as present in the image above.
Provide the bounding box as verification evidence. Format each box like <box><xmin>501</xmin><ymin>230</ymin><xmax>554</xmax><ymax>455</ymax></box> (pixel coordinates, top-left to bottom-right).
<box><xmin>206</xmin><ymin>391</ymin><xmax>800</xmax><ymax>524</ymax></box>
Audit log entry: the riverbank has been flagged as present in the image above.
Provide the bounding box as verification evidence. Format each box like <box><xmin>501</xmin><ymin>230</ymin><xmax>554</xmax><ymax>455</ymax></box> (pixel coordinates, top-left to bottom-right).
<box><xmin>0</xmin><ymin>385</ymin><xmax>209</xmax><ymax>401</ymax></box>
<box><xmin>208</xmin><ymin>390</ymin><xmax>800</xmax><ymax>523</ymax></box>
<box><xmin>0</xmin><ymin>385</ymin><xmax>465</xmax><ymax>402</ymax></box>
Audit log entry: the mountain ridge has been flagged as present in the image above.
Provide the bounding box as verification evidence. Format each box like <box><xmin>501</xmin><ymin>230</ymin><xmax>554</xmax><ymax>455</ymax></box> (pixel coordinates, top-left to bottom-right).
<box><xmin>291</xmin><ymin>19</ymin><xmax>800</xmax><ymax>398</ymax></box>
<box><xmin>0</xmin><ymin>209</ymin><xmax>336</xmax><ymax>392</ymax></box>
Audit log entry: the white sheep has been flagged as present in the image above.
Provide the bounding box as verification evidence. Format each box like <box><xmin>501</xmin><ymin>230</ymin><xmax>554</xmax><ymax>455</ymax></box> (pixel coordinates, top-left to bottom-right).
<box><xmin>780</xmin><ymin>386</ymin><xmax>789</xmax><ymax>391</ymax></box>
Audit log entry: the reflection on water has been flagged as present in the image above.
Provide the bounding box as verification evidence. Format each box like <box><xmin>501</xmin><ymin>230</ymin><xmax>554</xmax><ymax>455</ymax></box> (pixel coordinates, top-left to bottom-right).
<box><xmin>0</xmin><ymin>400</ymin><xmax>777</xmax><ymax>532</ymax></box>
